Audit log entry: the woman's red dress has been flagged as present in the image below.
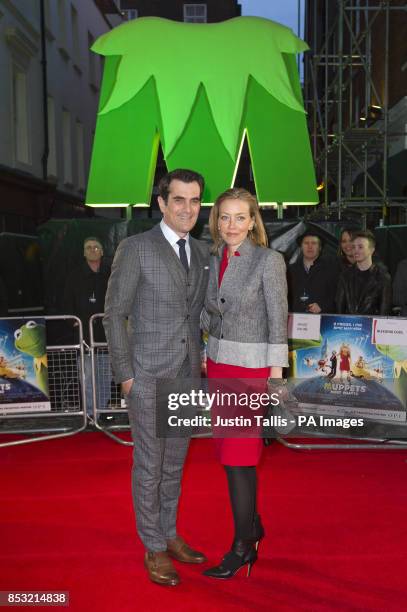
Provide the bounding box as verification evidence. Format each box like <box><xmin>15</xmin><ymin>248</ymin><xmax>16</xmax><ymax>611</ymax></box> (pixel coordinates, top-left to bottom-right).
<box><xmin>207</xmin><ymin>247</ymin><xmax>269</xmax><ymax>466</ymax></box>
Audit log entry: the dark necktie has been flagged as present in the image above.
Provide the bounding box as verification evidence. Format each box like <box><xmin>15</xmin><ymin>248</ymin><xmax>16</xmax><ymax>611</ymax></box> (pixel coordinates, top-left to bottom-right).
<box><xmin>177</xmin><ymin>238</ymin><xmax>189</xmax><ymax>273</ymax></box>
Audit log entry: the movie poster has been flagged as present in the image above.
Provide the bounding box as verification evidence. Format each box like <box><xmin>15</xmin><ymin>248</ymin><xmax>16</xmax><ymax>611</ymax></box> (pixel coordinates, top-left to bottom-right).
<box><xmin>0</xmin><ymin>318</ymin><xmax>51</xmax><ymax>414</ymax></box>
<box><xmin>288</xmin><ymin>314</ymin><xmax>407</xmax><ymax>425</ymax></box>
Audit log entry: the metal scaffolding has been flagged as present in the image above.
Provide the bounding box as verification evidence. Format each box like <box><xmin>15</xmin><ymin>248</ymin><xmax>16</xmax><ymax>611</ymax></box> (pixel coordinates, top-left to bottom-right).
<box><xmin>304</xmin><ymin>0</ymin><xmax>407</xmax><ymax>220</ymax></box>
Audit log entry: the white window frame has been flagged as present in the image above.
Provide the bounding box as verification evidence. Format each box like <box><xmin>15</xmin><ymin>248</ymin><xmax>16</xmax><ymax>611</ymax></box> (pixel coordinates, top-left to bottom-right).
<box><xmin>183</xmin><ymin>4</ymin><xmax>207</xmax><ymax>23</ymax></box>
<box><xmin>11</xmin><ymin>63</ymin><xmax>31</xmax><ymax>165</ymax></box>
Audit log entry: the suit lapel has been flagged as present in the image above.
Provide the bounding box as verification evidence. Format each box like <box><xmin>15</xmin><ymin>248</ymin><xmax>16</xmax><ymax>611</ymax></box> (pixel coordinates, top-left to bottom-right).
<box><xmin>150</xmin><ymin>225</ymin><xmax>187</xmax><ymax>292</ymax></box>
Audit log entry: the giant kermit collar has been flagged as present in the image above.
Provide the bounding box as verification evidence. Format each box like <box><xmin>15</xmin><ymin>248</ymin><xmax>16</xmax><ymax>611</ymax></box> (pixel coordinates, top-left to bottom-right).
<box><xmin>92</xmin><ymin>16</ymin><xmax>308</xmax><ymax>161</ymax></box>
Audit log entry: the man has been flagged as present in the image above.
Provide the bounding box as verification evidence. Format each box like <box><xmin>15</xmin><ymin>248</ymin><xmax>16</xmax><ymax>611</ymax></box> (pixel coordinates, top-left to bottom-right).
<box><xmin>64</xmin><ymin>237</ymin><xmax>111</xmax><ymax>414</ymax></box>
<box><xmin>328</xmin><ymin>350</ymin><xmax>337</xmax><ymax>379</ymax></box>
<box><xmin>393</xmin><ymin>258</ymin><xmax>407</xmax><ymax>316</ymax></box>
<box><xmin>287</xmin><ymin>230</ymin><xmax>338</xmax><ymax>313</ymax></box>
<box><xmin>0</xmin><ymin>274</ymin><xmax>8</xmax><ymax>317</ymax></box>
<box><xmin>103</xmin><ymin>169</ymin><xmax>209</xmax><ymax>586</ymax></box>
<box><xmin>336</xmin><ymin>230</ymin><xmax>392</xmax><ymax>315</ymax></box>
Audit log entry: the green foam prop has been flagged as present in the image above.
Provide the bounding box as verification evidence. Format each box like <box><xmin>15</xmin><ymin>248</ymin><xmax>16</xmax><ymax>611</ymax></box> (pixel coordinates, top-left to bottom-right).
<box><xmin>86</xmin><ymin>16</ymin><xmax>317</xmax><ymax>207</ymax></box>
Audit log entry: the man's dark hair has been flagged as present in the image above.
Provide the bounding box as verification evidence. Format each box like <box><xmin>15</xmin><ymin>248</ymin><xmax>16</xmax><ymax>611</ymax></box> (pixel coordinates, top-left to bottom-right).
<box><xmin>352</xmin><ymin>229</ymin><xmax>376</xmax><ymax>248</ymax></box>
<box><xmin>158</xmin><ymin>169</ymin><xmax>205</xmax><ymax>202</ymax></box>
<box><xmin>298</xmin><ymin>232</ymin><xmax>322</xmax><ymax>248</ymax></box>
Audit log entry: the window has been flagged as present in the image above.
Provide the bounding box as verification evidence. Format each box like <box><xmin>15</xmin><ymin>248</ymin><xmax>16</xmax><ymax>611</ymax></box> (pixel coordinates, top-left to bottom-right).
<box><xmin>123</xmin><ymin>9</ymin><xmax>138</xmax><ymax>20</ymax></box>
<box><xmin>44</xmin><ymin>0</ymin><xmax>51</xmax><ymax>29</ymax></box>
<box><xmin>88</xmin><ymin>31</ymin><xmax>96</xmax><ymax>86</ymax></box>
<box><xmin>183</xmin><ymin>4</ymin><xmax>207</xmax><ymax>23</ymax></box>
<box><xmin>62</xmin><ymin>109</ymin><xmax>72</xmax><ymax>184</ymax></box>
<box><xmin>12</xmin><ymin>65</ymin><xmax>30</xmax><ymax>164</ymax></box>
<box><xmin>58</xmin><ymin>0</ymin><xmax>67</xmax><ymax>47</ymax></box>
<box><xmin>76</xmin><ymin>121</ymin><xmax>85</xmax><ymax>190</ymax></box>
<box><xmin>47</xmin><ymin>96</ymin><xmax>57</xmax><ymax>177</ymax></box>
<box><xmin>71</xmin><ymin>5</ymin><xmax>79</xmax><ymax>65</ymax></box>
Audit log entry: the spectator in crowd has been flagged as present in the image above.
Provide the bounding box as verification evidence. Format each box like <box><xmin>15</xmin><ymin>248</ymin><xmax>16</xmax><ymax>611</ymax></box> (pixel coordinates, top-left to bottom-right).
<box><xmin>63</xmin><ymin>237</ymin><xmax>111</xmax><ymax>415</ymax></box>
<box><xmin>338</xmin><ymin>228</ymin><xmax>355</xmax><ymax>269</ymax></box>
<box><xmin>336</xmin><ymin>230</ymin><xmax>392</xmax><ymax>315</ymax></box>
<box><xmin>0</xmin><ymin>275</ymin><xmax>8</xmax><ymax>317</ymax></box>
<box><xmin>393</xmin><ymin>258</ymin><xmax>407</xmax><ymax>316</ymax></box>
<box><xmin>287</xmin><ymin>230</ymin><xmax>339</xmax><ymax>314</ymax></box>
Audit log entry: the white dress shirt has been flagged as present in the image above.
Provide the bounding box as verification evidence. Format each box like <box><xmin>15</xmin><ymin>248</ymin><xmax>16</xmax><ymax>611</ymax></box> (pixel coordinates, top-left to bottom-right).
<box><xmin>160</xmin><ymin>219</ymin><xmax>191</xmax><ymax>265</ymax></box>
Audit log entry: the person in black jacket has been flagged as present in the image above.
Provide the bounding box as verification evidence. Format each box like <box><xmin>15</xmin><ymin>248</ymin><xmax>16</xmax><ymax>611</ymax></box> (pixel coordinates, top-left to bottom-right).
<box><xmin>63</xmin><ymin>237</ymin><xmax>110</xmax><ymax>344</ymax></box>
<box><xmin>63</xmin><ymin>237</ymin><xmax>111</xmax><ymax>414</ymax></box>
<box><xmin>287</xmin><ymin>231</ymin><xmax>339</xmax><ymax>314</ymax></box>
<box><xmin>336</xmin><ymin>230</ymin><xmax>392</xmax><ymax>315</ymax></box>
<box><xmin>393</xmin><ymin>258</ymin><xmax>407</xmax><ymax>316</ymax></box>
<box><xmin>0</xmin><ymin>275</ymin><xmax>8</xmax><ymax>317</ymax></box>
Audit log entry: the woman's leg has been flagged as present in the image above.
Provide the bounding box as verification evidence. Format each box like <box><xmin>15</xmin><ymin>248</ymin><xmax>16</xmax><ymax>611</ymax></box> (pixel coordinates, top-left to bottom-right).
<box><xmin>224</xmin><ymin>465</ymin><xmax>257</xmax><ymax>541</ymax></box>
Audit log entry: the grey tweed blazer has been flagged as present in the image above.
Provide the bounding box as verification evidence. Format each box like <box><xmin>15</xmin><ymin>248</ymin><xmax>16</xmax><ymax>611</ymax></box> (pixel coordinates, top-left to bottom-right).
<box><xmin>202</xmin><ymin>239</ymin><xmax>288</xmax><ymax>368</ymax></box>
<box><xmin>103</xmin><ymin>224</ymin><xmax>210</xmax><ymax>386</ymax></box>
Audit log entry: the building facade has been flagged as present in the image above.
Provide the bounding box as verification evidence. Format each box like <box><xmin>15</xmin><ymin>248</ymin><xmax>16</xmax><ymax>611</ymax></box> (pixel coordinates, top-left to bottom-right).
<box><xmin>0</xmin><ymin>0</ymin><xmax>123</xmax><ymax>232</ymax></box>
<box><xmin>119</xmin><ymin>0</ymin><xmax>241</xmax><ymax>22</ymax></box>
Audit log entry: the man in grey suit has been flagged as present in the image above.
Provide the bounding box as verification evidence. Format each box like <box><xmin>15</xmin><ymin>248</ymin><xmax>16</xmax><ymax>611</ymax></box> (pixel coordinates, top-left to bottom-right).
<box><xmin>103</xmin><ymin>169</ymin><xmax>209</xmax><ymax>586</ymax></box>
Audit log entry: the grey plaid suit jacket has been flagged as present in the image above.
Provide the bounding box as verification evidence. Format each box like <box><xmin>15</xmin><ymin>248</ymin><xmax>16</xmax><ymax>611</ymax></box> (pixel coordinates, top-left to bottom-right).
<box><xmin>103</xmin><ymin>224</ymin><xmax>210</xmax><ymax>389</ymax></box>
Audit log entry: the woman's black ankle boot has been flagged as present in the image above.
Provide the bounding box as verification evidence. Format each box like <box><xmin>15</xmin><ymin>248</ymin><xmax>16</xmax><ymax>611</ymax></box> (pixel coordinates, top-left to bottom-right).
<box><xmin>203</xmin><ymin>540</ymin><xmax>257</xmax><ymax>579</ymax></box>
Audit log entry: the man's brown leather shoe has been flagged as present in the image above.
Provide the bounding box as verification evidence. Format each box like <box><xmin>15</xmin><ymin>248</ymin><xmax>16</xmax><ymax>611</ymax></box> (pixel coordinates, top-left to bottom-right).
<box><xmin>144</xmin><ymin>551</ymin><xmax>180</xmax><ymax>586</ymax></box>
<box><xmin>167</xmin><ymin>536</ymin><xmax>207</xmax><ymax>564</ymax></box>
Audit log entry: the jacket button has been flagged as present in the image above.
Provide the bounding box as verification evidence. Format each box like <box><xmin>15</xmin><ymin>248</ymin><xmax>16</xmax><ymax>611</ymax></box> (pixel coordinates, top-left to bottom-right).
<box><xmin>181</xmin><ymin>339</ymin><xmax>186</xmax><ymax>343</ymax></box>
<box><xmin>221</xmin><ymin>334</ymin><xmax>224</xmax><ymax>339</ymax></box>
<box><xmin>220</xmin><ymin>298</ymin><xmax>225</xmax><ymax>303</ymax></box>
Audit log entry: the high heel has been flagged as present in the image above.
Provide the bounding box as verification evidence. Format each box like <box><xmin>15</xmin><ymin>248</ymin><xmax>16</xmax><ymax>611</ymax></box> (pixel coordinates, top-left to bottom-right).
<box><xmin>253</xmin><ymin>514</ymin><xmax>265</xmax><ymax>551</ymax></box>
<box><xmin>203</xmin><ymin>540</ymin><xmax>257</xmax><ymax>579</ymax></box>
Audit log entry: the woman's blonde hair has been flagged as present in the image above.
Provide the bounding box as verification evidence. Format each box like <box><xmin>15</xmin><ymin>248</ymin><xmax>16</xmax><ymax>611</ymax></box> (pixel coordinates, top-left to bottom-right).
<box><xmin>209</xmin><ymin>188</ymin><xmax>268</xmax><ymax>254</ymax></box>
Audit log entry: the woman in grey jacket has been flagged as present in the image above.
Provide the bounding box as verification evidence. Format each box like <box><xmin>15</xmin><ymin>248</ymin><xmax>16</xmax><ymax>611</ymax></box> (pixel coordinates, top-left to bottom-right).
<box><xmin>201</xmin><ymin>188</ymin><xmax>289</xmax><ymax>579</ymax></box>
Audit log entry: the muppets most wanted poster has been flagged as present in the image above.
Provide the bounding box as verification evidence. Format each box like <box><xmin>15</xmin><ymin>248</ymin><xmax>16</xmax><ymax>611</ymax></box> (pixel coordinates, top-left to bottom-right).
<box><xmin>288</xmin><ymin>314</ymin><xmax>407</xmax><ymax>429</ymax></box>
<box><xmin>0</xmin><ymin>318</ymin><xmax>50</xmax><ymax>414</ymax></box>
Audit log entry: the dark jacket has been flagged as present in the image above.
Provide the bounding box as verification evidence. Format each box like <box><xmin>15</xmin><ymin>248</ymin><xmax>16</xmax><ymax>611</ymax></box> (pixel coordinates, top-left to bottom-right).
<box><xmin>287</xmin><ymin>256</ymin><xmax>339</xmax><ymax>313</ymax></box>
<box><xmin>63</xmin><ymin>260</ymin><xmax>111</xmax><ymax>343</ymax></box>
<box><xmin>336</xmin><ymin>264</ymin><xmax>392</xmax><ymax>316</ymax></box>
<box><xmin>0</xmin><ymin>275</ymin><xmax>8</xmax><ymax>317</ymax></box>
<box><xmin>393</xmin><ymin>258</ymin><xmax>407</xmax><ymax>316</ymax></box>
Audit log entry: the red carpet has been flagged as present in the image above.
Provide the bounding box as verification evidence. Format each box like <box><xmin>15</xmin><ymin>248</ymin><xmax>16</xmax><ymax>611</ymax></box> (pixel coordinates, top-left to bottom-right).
<box><xmin>1</xmin><ymin>433</ymin><xmax>407</xmax><ymax>611</ymax></box>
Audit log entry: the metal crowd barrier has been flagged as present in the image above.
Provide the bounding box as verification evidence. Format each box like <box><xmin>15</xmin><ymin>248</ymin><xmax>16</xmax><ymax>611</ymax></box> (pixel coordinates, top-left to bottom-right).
<box><xmin>0</xmin><ymin>315</ymin><xmax>87</xmax><ymax>448</ymax></box>
<box><xmin>89</xmin><ymin>314</ymin><xmax>132</xmax><ymax>446</ymax></box>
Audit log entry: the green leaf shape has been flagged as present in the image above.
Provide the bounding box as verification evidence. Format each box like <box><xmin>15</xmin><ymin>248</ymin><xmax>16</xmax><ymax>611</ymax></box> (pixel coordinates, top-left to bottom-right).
<box><xmin>375</xmin><ymin>344</ymin><xmax>407</xmax><ymax>362</ymax></box>
<box><xmin>92</xmin><ymin>16</ymin><xmax>308</xmax><ymax>159</ymax></box>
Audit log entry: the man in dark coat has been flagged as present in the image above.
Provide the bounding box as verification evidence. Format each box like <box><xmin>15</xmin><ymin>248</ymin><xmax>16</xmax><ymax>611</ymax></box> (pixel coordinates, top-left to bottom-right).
<box><xmin>287</xmin><ymin>231</ymin><xmax>339</xmax><ymax>314</ymax></box>
<box><xmin>63</xmin><ymin>237</ymin><xmax>111</xmax><ymax>414</ymax></box>
<box><xmin>393</xmin><ymin>258</ymin><xmax>407</xmax><ymax>316</ymax></box>
<box><xmin>336</xmin><ymin>230</ymin><xmax>392</xmax><ymax>315</ymax></box>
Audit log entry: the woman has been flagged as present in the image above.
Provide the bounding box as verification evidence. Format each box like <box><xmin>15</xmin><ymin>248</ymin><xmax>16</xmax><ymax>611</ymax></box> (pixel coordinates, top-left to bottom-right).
<box><xmin>201</xmin><ymin>188</ymin><xmax>288</xmax><ymax>579</ymax></box>
<box><xmin>339</xmin><ymin>344</ymin><xmax>351</xmax><ymax>382</ymax></box>
<box><xmin>338</xmin><ymin>228</ymin><xmax>355</xmax><ymax>269</ymax></box>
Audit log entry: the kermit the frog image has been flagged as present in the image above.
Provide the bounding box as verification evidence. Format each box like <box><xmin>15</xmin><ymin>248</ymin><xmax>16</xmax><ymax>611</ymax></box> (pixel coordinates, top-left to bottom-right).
<box><xmin>14</xmin><ymin>320</ymin><xmax>48</xmax><ymax>394</ymax></box>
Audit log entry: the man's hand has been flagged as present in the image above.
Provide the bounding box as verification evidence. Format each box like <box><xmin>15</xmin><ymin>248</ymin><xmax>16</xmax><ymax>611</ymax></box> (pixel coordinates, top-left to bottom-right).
<box><xmin>121</xmin><ymin>378</ymin><xmax>134</xmax><ymax>396</ymax></box>
<box><xmin>307</xmin><ymin>302</ymin><xmax>321</xmax><ymax>314</ymax></box>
